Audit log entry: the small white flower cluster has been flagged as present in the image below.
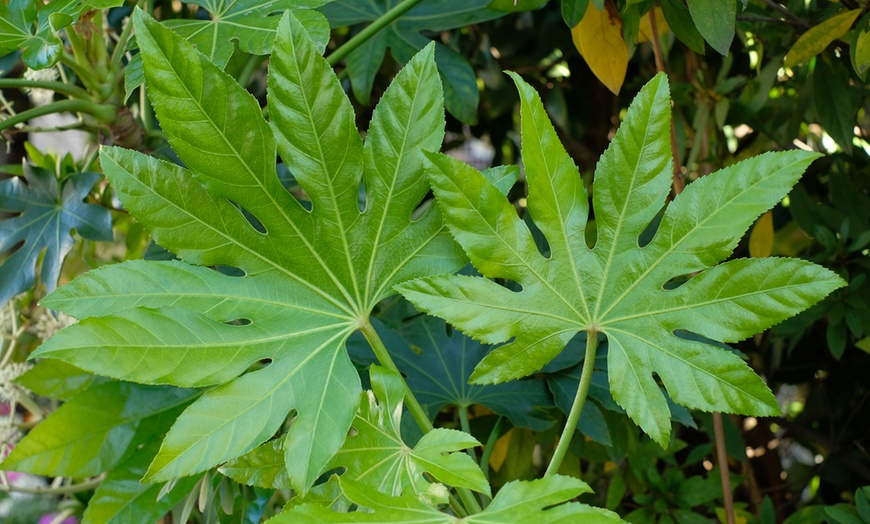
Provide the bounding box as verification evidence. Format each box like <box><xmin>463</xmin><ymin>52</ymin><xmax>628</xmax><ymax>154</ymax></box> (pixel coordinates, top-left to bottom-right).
<box><xmin>23</xmin><ymin>67</ymin><xmax>59</xmax><ymax>106</ymax></box>
<box><xmin>0</xmin><ymin>303</ymin><xmax>13</xmax><ymax>339</ymax></box>
<box><xmin>30</xmin><ymin>311</ymin><xmax>76</xmax><ymax>342</ymax></box>
<box><xmin>0</xmin><ymin>416</ymin><xmax>21</xmax><ymax>451</ymax></box>
<box><xmin>0</xmin><ymin>361</ymin><xmax>32</xmax><ymax>405</ymax></box>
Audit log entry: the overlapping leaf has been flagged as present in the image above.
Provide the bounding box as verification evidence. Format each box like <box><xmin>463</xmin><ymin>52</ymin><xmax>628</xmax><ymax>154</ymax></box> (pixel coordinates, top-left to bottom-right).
<box><xmin>0</xmin><ymin>165</ymin><xmax>113</xmax><ymax>307</ymax></box>
<box><xmin>275</xmin><ymin>475</ymin><xmax>621</xmax><ymax>523</ymax></box>
<box><xmin>1</xmin><ymin>382</ymin><xmax>197</xmax><ymax>477</ymax></box>
<box><xmin>386</xmin><ymin>316</ymin><xmax>554</xmax><ymax>431</ymax></box>
<box><xmin>32</xmin><ymin>10</ymin><xmax>463</xmax><ymax>493</ymax></box>
<box><xmin>333</xmin><ymin>366</ymin><xmax>488</xmax><ymax>495</ymax></box>
<box><xmin>398</xmin><ymin>72</ymin><xmax>845</xmax><ymax>446</ymax></box>
<box><xmin>165</xmin><ymin>1</ymin><xmax>332</xmax><ymax>68</ymax></box>
<box><xmin>320</xmin><ymin>0</ymin><xmax>508</xmax><ymax>123</ymax></box>
<box><xmin>0</xmin><ymin>0</ymin><xmax>123</xmax><ymax>69</ymax></box>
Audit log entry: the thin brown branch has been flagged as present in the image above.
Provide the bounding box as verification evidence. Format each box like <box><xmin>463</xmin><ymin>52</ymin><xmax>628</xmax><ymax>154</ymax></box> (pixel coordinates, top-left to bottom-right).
<box><xmin>648</xmin><ymin>7</ymin><xmax>685</xmax><ymax>194</ymax></box>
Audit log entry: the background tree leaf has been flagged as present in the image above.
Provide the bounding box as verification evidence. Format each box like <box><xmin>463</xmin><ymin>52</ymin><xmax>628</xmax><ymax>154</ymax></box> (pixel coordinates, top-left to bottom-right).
<box><xmin>661</xmin><ymin>0</ymin><xmax>705</xmax><ymax>54</ymax></box>
<box><xmin>813</xmin><ymin>55</ymin><xmax>856</xmax><ymax>155</ymax></box>
<box><xmin>0</xmin><ymin>165</ymin><xmax>113</xmax><ymax>307</ymax></box>
<box><xmin>398</xmin><ymin>72</ymin><xmax>844</xmax><ymax>447</ymax></box>
<box><xmin>571</xmin><ymin>1</ymin><xmax>628</xmax><ymax>94</ymax></box>
<box><xmin>784</xmin><ymin>9</ymin><xmax>861</xmax><ymax>68</ymax></box>
<box><xmin>320</xmin><ymin>0</ymin><xmax>507</xmax><ymax>122</ymax></box>
<box><xmin>687</xmin><ymin>0</ymin><xmax>735</xmax><ymax>56</ymax></box>
<box><xmin>33</xmin><ymin>10</ymin><xmax>461</xmax><ymax>494</ymax></box>
<box><xmin>0</xmin><ymin>0</ymin><xmax>124</xmax><ymax>69</ymax></box>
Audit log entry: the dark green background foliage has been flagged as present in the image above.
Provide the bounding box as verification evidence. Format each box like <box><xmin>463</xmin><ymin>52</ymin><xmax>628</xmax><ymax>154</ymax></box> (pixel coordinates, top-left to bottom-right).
<box><xmin>0</xmin><ymin>1</ymin><xmax>868</xmax><ymax>523</ymax></box>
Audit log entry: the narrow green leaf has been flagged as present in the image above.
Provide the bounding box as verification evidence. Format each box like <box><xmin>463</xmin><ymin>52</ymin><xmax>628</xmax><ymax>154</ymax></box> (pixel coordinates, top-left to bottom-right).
<box><xmin>852</xmin><ymin>13</ymin><xmax>870</xmax><ymax>80</ymax></box>
<box><xmin>17</xmin><ymin>359</ymin><xmax>106</xmax><ymax>400</ymax></box>
<box><xmin>686</xmin><ymin>0</ymin><xmax>735</xmax><ymax>56</ymax></box>
<box><xmin>399</xmin><ymin>72</ymin><xmax>844</xmax><ymax>447</ymax></box>
<box><xmin>813</xmin><ymin>56</ymin><xmax>855</xmax><ymax>155</ymax></box>
<box><xmin>1</xmin><ymin>382</ymin><xmax>197</xmax><ymax>477</ymax></box>
<box><xmin>784</xmin><ymin>9</ymin><xmax>861</xmax><ymax>68</ymax></box>
<box><xmin>561</xmin><ymin>0</ymin><xmax>589</xmax><ymax>27</ymax></box>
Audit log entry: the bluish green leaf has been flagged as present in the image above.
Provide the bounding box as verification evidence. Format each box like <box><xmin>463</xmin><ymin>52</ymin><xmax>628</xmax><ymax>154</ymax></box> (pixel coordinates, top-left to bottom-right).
<box><xmin>398</xmin><ymin>72</ymin><xmax>844</xmax><ymax>447</ymax></box>
<box><xmin>0</xmin><ymin>165</ymin><xmax>112</xmax><ymax>307</ymax></box>
<box><xmin>661</xmin><ymin>0</ymin><xmax>705</xmax><ymax>54</ymax></box>
<box><xmin>687</xmin><ymin>0</ymin><xmax>735</xmax><ymax>56</ymax></box>
<box><xmin>35</xmin><ymin>10</ymin><xmax>460</xmax><ymax>494</ymax></box>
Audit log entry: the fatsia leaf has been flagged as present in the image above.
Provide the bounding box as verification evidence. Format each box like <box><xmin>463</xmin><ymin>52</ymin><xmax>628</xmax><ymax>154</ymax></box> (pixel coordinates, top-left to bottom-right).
<box><xmin>17</xmin><ymin>359</ymin><xmax>107</xmax><ymax>401</ymax></box>
<box><xmin>0</xmin><ymin>165</ymin><xmax>113</xmax><ymax>307</ymax></box>
<box><xmin>398</xmin><ymin>72</ymin><xmax>845</xmax><ymax>446</ymax></box>
<box><xmin>82</xmin><ymin>442</ymin><xmax>201</xmax><ymax>524</ymax></box>
<box><xmin>1</xmin><ymin>382</ymin><xmax>197</xmax><ymax>477</ymax></box>
<box><xmin>165</xmin><ymin>1</ymin><xmax>332</xmax><ymax>68</ymax></box>
<box><xmin>33</xmin><ymin>10</ymin><xmax>461</xmax><ymax>493</ymax></box>
<box><xmin>320</xmin><ymin>0</ymin><xmax>506</xmax><ymax>123</ymax></box>
<box><xmin>220</xmin><ymin>440</ymin><xmax>292</xmax><ymax>490</ymax></box>
<box><xmin>329</xmin><ymin>365</ymin><xmax>489</xmax><ymax>496</ymax></box>
<box><xmin>0</xmin><ymin>0</ymin><xmax>124</xmax><ymax>69</ymax></box>
<box><xmin>274</xmin><ymin>475</ymin><xmax>621</xmax><ymax>523</ymax></box>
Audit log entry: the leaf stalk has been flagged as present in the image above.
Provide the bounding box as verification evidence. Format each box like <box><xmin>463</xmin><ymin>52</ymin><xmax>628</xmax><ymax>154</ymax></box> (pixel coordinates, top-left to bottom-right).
<box><xmin>326</xmin><ymin>0</ymin><xmax>427</xmax><ymax>66</ymax></box>
<box><xmin>544</xmin><ymin>330</ymin><xmax>599</xmax><ymax>477</ymax></box>
<box><xmin>0</xmin><ymin>99</ymin><xmax>116</xmax><ymax>133</ymax></box>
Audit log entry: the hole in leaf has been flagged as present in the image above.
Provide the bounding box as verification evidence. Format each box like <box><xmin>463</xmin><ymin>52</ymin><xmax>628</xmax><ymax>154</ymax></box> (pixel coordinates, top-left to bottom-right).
<box><xmin>662</xmin><ymin>273</ymin><xmax>694</xmax><ymax>290</ymax></box>
<box><xmin>223</xmin><ymin>318</ymin><xmax>252</xmax><ymax>326</ymax></box>
<box><xmin>276</xmin><ymin>160</ymin><xmax>312</xmax><ymax>210</ymax></box>
<box><xmin>228</xmin><ymin>200</ymin><xmax>267</xmax><ymax>234</ymax></box>
<box><xmin>411</xmin><ymin>196</ymin><xmax>433</xmax><ymax>221</ymax></box>
<box><xmin>357</xmin><ymin>178</ymin><xmax>366</xmax><ymax>212</ymax></box>
<box><xmin>215</xmin><ymin>265</ymin><xmax>246</xmax><ymax>277</ymax></box>
<box><xmin>639</xmin><ymin>205</ymin><xmax>666</xmax><ymax>248</ymax></box>
<box><xmin>523</xmin><ymin>210</ymin><xmax>551</xmax><ymax>258</ymax></box>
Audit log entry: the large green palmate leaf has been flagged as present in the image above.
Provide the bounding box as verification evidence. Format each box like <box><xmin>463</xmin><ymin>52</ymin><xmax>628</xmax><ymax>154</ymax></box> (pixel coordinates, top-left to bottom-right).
<box><xmin>0</xmin><ymin>164</ymin><xmax>113</xmax><ymax>307</ymax></box>
<box><xmin>32</xmin><ymin>10</ymin><xmax>463</xmax><ymax>493</ymax></box>
<box><xmin>397</xmin><ymin>72</ymin><xmax>846</xmax><ymax>446</ymax></box>
<box><xmin>320</xmin><ymin>0</ymin><xmax>508</xmax><ymax>123</ymax></box>
<box><xmin>274</xmin><ymin>475</ymin><xmax>622</xmax><ymax>523</ymax></box>
<box><xmin>0</xmin><ymin>0</ymin><xmax>124</xmax><ymax>69</ymax></box>
<box><xmin>165</xmin><ymin>1</ymin><xmax>332</xmax><ymax>68</ymax></box>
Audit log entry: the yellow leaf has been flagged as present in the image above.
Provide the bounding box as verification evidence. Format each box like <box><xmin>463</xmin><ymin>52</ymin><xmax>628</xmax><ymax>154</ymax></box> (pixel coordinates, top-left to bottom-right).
<box><xmin>572</xmin><ymin>0</ymin><xmax>628</xmax><ymax>94</ymax></box>
<box><xmin>784</xmin><ymin>9</ymin><xmax>861</xmax><ymax>68</ymax></box>
<box><xmin>637</xmin><ymin>7</ymin><xmax>669</xmax><ymax>43</ymax></box>
<box><xmin>489</xmin><ymin>428</ymin><xmax>513</xmax><ymax>472</ymax></box>
<box><xmin>749</xmin><ymin>211</ymin><xmax>774</xmax><ymax>258</ymax></box>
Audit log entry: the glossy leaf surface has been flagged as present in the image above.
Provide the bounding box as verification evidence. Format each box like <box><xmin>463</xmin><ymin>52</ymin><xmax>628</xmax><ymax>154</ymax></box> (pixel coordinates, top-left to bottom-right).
<box><xmin>33</xmin><ymin>10</ymin><xmax>460</xmax><ymax>493</ymax></box>
<box><xmin>0</xmin><ymin>165</ymin><xmax>112</xmax><ymax>307</ymax></box>
<box><xmin>398</xmin><ymin>72</ymin><xmax>845</xmax><ymax>446</ymax></box>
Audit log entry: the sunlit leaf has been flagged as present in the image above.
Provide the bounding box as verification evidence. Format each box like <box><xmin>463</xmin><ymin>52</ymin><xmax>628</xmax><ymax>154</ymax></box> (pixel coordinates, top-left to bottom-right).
<box><xmin>33</xmin><ymin>10</ymin><xmax>461</xmax><ymax>493</ymax></box>
<box><xmin>398</xmin><ymin>72</ymin><xmax>844</xmax><ymax>446</ymax></box>
<box><xmin>274</xmin><ymin>475</ymin><xmax>621</xmax><ymax>523</ymax></box>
